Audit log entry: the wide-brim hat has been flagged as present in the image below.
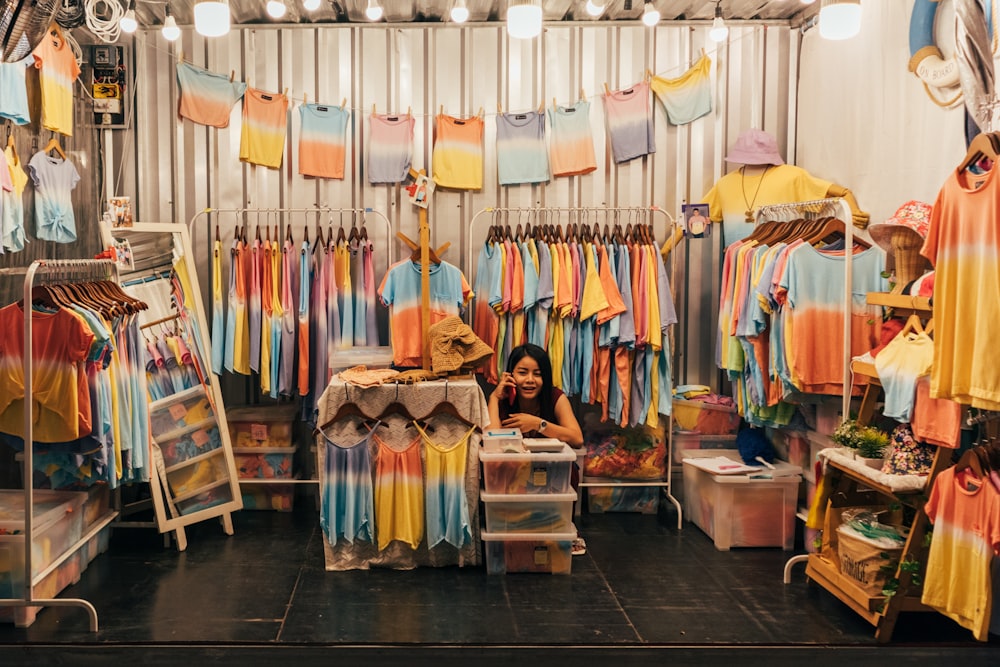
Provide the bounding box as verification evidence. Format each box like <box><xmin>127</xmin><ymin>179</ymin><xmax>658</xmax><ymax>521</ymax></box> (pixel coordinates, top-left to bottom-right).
<box><xmin>868</xmin><ymin>201</ymin><xmax>932</xmax><ymax>252</ymax></box>
<box><xmin>724</xmin><ymin>129</ymin><xmax>785</xmax><ymax>165</ymax></box>
<box><xmin>428</xmin><ymin>316</ymin><xmax>494</xmax><ymax>374</ymax></box>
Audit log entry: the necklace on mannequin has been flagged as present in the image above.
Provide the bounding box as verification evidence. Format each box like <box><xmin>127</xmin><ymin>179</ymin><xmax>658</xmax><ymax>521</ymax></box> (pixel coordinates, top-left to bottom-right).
<box><xmin>740</xmin><ymin>165</ymin><xmax>771</xmax><ymax>223</ymax></box>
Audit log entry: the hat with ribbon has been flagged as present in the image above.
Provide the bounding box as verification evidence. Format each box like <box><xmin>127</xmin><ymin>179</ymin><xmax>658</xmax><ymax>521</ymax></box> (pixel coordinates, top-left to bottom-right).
<box><xmin>428</xmin><ymin>316</ymin><xmax>494</xmax><ymax>374</ymax></box>
<box><xmin>725</xmin><ymin>129</ymin><xmax>785</xmax><ymax>165</ymax></box>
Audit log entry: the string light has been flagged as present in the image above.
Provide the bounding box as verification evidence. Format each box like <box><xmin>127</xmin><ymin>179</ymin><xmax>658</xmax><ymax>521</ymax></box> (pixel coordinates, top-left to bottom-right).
<box><xmin>194</xmin><ymin>1</ymin><xmax>231</xmax><ymax>37</ymax></box>
<box><xmin>709</xmin><ymin>1</ymin><xmax>728</xmax><ymax>42</ymax></box>
<box><xmin>819</xmin><ymin>0</ymin><xmax>862</xmax><ymax>40</ymax></box>
<box><xmin>641</xmin><ymin>3</ymin><xmax>660</xmax><ymax>27</ymax></box>
<box><xmin>161</xmin><ymin>5</ymin><xmax>180</xmax><ymax>41</ymax></box>
<box><xmin>365</xmin><ymin>0</ymin><xmax>383</xmax><ymax>21</ymax></box>
<box><xmin>585</xmin><ymin>1</ymin><xmax>606</xmax><ymax>17</ymax></box>
<box><xmin>508</xmin><ymin>0</ymin><xmax>543</xmax><ymax>39</ymax></box>
<box><xmin>303</xmin><ymin>0</ymin><xmax>321</xmax><ymax>10</ymax></box>
<box><xmin>266</xmin><ymin>0</ymin><xmax>287</xmax><ymax>19</ymax></box>
<box><xmin>451</xmin><ymin>0</ymin><xmax>469</xmax><ymax>23</ymax></box>
<box><xmin>120</xmin><ymin>1</ymin><xmax>138</xmax><ymax>33</ymax></box>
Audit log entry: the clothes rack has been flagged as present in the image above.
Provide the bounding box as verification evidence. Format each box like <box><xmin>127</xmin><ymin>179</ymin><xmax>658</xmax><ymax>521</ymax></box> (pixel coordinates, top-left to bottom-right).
<box><xmin>466</xmin><ymin>205</ymin><xmax>683</xmax><ymax>529</ymax></box>
<box><xmin>0</xmin><ymin>259</ymin><xmax>120</xmax><ymax>632</ymax></box>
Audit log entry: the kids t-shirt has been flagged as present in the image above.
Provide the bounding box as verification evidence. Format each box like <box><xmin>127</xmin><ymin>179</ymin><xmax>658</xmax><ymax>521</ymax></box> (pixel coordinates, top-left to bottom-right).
<box><xmin>603</xmin><ymin>81</ymin><xmax>655</xmax><ymax>164</ymax></box>
<box><xmin>368</xmin><ymin>112</ymin><xmax>415</xmax><ymax>184</ymax></box>
<box><xmin>0</xmin><ymin>55</ymin><xmax>35</xmax><ymax>125</ymax></box>
<box><xmin>28</xmin><ymin>150</ymin><xmax>80</xmax><ymax>243</ymax></box>
<box><xmin>31</xmin><ymin>31</ymin><xmax>81</xmax><ymax>136</ymax></box>
<box><xmin>650</xmin><ymin>54</ymin><xmax>713</xmax><ymax>125</ymax></box>
<box><xmin>547</xmin><ymin>100</ymin><xmax>597</xmax><ymax>177</ymax></box>
<box><xmin>240</xmin><ymin>88</ymin><xmax>289</xmax><ymax>169</ymax></box>
<box><xmin>432</xmin><ymin>114</ymin><xmax>484</xmax><ymax>190</ymax></box>
<box><xmin>176</xmin><ymin>62</ymin><xmax>247</xmax><ymax>128</ymax></box>
<box><xmin>496</xmin><ymin>111</ymin><xmax>550</xmax><ymax>185</ymax></box>
<box><xmin>298</xmin><ymin>103</ymin><xmax>350</xmax><ymax>179</ymax></box>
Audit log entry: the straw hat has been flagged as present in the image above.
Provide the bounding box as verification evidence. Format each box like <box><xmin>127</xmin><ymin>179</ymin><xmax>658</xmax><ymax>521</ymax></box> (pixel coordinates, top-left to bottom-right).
<box><xmin>724</xmin><ymin>129</ymin><xmax>785</xmax><ymax>165</ymax></box>
<box><xmin>428</xmin><ymin>316</ymin><xmax>494</xmax><ymax>374</ymax></box>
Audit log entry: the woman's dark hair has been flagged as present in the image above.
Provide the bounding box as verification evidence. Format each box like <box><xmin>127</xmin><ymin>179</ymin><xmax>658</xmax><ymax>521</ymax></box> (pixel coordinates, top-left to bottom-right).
<box><xmin>506</xmin><ymin>344</ymin><xmax>556</xmax><ymax>422</ymax></box>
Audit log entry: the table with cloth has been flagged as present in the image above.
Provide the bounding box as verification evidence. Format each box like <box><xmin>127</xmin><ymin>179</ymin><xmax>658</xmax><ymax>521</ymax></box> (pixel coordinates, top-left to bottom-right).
<box><xmin>315</xmin><ymin>377</ymin><xmax>488</xmax><ymax>570</ymax></box>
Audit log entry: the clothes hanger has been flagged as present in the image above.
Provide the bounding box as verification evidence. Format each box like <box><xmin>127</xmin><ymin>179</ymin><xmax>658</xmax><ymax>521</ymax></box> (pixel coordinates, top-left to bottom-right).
<box><xmin>961</xmin><ymin>131</ymin><xmax>1000</xmax><ymax>172</ymax></box>
<box><xmin>954</xmin><ymin>446</ymin><xmax>985</xmax><ymax>480</ymax></box>
<box><xmin>44</xmin><ymin>135</ymin><xmax>67</xmax><ymax>161</ymax></box>
<box><xmin>416</xmin><ymin>401</ymin><xmax>479</xmax><ymax>430</ymax></box>
<box><xmin>319</xmin><ymin>399</ymin><xmax>377</xmax><ymax>431</ymax></box>
<box><xmin>336</xmin><ymin>210</ymin><xmax>347</xmax><ymax>244</ymax></box>
<box><xmin>377</xmin><ymin>399</ymin><xmax>419</xmax><ymax>424</ymax></box>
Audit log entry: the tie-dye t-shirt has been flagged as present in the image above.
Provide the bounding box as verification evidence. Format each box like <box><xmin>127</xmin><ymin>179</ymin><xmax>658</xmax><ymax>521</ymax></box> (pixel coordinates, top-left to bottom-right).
<box><xmin>432</xmin><ymin>114</ymin><xmax>484</xmax><ymax>190</ymax></box>
<box><xmin>299</xmin><ymin>103</ymin><xmax>349</xmax><ymax>179</ymax></box>
<box><xmin>240</xmin><ymin>88</ymin><xmax>289</xmax><ymax>169</ymax></box>
<box><xmin>603</xmin><ymin>81</ymin><xmax>655</xmax><ymax>164</ymax></box>
<box><xmin>368</xmin><ymin>113</ymin><xmax>414</xmax><ymax>184</ymax></box>
<box><xmin>496</xmin><ymin>111</ymin><xmax>549</xmax><ymax>185</ymax></box>
<box><xmin>0</xmin><ymin>55</ymin><xmax>34</xmax><ymax>125</ymax></box>
<box><xmin>28</xmin><ymin>151</ymin><xmax>80</xmax><ymax>243</ymax></box>
<box><xmin>31</xmin><ymin>32</ymin><xmax>80</xmax><ymax>136</ymax></box>
<box><xmin>548</xmin><ymin>100</ymin><xmax>597</xmax><ymax>177</ymax></box>
<box><xmin>176</xmin><ymin>62</ymin><xmax>247</xmax><ymax>128</ymax></box>
<box><xmin>650</xmin><ymin>54</ymin><xmax>713</xmax><ymax>126</ymax></box>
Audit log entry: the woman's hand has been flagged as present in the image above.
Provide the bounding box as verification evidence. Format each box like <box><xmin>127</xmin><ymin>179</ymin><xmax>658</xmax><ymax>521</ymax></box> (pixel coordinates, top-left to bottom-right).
<box><xmin>501</xmin><ymin>413</ymin><xmax>542</xmax><ymax>433</ymax></box>
<box><xmin>491</xmin><ymin>372</ymin><xmax>516</xmax><ymax>403</ymax></box>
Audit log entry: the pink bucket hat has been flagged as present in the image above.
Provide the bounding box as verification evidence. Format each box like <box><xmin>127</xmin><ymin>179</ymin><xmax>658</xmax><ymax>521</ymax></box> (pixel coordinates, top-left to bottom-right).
<box><xmin>868</xmin><ymin>201</ymin><xmax>932</xmax><ymax>252</ymax></box>
<box><xmin>725</xmin><ymin>129</ymin><xmax>785</xmax><ymax>165</ymax></box>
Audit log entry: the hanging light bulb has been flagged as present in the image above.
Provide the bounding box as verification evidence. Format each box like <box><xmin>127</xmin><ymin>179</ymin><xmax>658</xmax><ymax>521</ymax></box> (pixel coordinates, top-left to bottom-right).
<box><xmin>585</xmin><ymin>0</ymin><xmax>606</xmax><ymax>17</ymax></box>
<box><xmin>120</xmin><ymin>1</ymin><xmax>138</xmax><ymax>34</ymax></box>
<box><xmin>303</xmin><ymin>0</ymin><xmax>321</xmax><ymax>10</ymax></box>
<box><xmin>709</xmin><ymin>1</ymin><xmax>728</xmax><ymax>42</ymax></box>
<box><xmin>801</xmin><ymin>0</ymin><xmax>817</xmax><ymax>4</ymax></box>
<box><xmin>507</xmin><ymin>0</ymin><xmax>543</xmax><ymax>39</ymax></box>
<box><xmin>819</xmin><ymin>0</ymin><xmax>861</xmax><ymax>40</ymax></box>
<box><xmin>194</xmin><ymin>0</ymin><xmax>231</xmax><ymax>37</ymax></box>
<box><xmin>365</xmin><ymin>0</ymin><xmax>383</xmax><ymax>21</ymax></box>
<box><xmin>641</xmin><ymin>3</ymin><xmax>660</xmax><ymax>27</ymax></box>
<box><xmin>266</xmin><ymin>0</ymin><xmax>287</xmax><ymax>19</ymax></box>
<box><xmin>162</xmin><ymin>5</ymin><xmax>181</xmax><ymax>41</ymax></box>
<box><xmin>451</xmin><ymin>0</ymin><xmax>469</xmax><ymax>23</ymax></box>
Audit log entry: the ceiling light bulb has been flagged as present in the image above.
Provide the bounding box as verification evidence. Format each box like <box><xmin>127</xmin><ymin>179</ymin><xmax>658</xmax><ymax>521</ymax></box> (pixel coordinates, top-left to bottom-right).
<box><xmin>451</xmin><ymin>0</ymin><xmax>469</xmax><ymax>23</ymax></box>
<box><xmin>585</xmin><ymin>0</ymin><xmax>606</xmax><ymax>17</ymax></box>
<box><xmin>365</xmin><ymin>0</ymin><xmax>383</xmax><ymax>21</ymax></box>
<box><xmin>120</xmin><ymin>9</ymin><xmax>138</xmax><ymax>33</ymax></box>
<box><xmin>709</xmin><ymin>3</ymin><xmax>728</xmax><ymax>42</ymax></box>
<box><xmin>641</xmin><ymin>3</ymin><xmax>660</xmax><ymax>27</ymax></box>
<box><xmin>162</xmin><ymin>14</ymin><xmax>181</xmax><ymax>41</ymax></box>
<box><xmin>819</xmin><ymin>0</ymin><xmax>861</xmax><ymax>40</ymax></box>
<box><xmin>266</xmin><ymin>0</ymin><xmax>287</xmax><ymax>19</ymax></box>
<box><xmin>507</xmin><ymin>0</ymin><xmax>543</xmax><ymax>39</ymax></box>
<box><xmin>801</xmin><ymin>0</ymin><xmax>817</xmax><ymax>4</ymax></box>
<box><xmin>303</xmin><ymin>0</ymin><xmax>321</xmax><ymax>10</ymax></box>
<box><xmin>194</xmin><ymin>1</ymin><xmax>231</xmax><ymax>37</ymax></box>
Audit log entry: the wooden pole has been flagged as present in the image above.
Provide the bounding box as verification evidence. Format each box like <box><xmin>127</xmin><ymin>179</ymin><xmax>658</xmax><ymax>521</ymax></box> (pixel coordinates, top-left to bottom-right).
<box><xmin>419</xmin><ymin>207</ymin><xmax>431</xmax><ymax>370</ymax></box>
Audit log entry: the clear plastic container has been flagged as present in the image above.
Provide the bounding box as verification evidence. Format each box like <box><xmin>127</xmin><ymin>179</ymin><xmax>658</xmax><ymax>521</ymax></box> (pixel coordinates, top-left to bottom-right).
<box><xmin>240</xmin><ymin>483</ymin><xmax>295</xmax><ymax>511</ymax></box>
<box><xmin>480</xmin><ymin>491</ymin><xmax>576</xmax><ymax>533</ymax></box>
<box><xmin>149</xmin><ymin>385</ymin><xmax>215</xmax><ymax>436</ymax></box>
<box><xmin>329</xmin><ymin>346</ymin><xmax>394</xmax><ymax>372</ymax></box>
<box><xmin>226</xmin><ymin>405</ymin><xmax>298</xmax><ymax>449</ymax></box>
<box><xmin>480</xmin><ymin>446</ymin><xmax>576</xmax><ymax>494</ymax></box>
<box><xmin>481</xmin><ymin>527</ymin><xmax>576</xmax><ymax>574</ymax></box>
<box><xmin>233</xmin><ymin>447</ymin><xmax>296</xmax><ymax>479</ymax></box>
<box><xmin>0</xmin><ymin>490</ymin><xmax>87</xmax><ymax>595</ymax></box>
<box><xmin>672</xmin><ymin>398</ymin><xmax>741</xmax><ymax>435</ymax></box>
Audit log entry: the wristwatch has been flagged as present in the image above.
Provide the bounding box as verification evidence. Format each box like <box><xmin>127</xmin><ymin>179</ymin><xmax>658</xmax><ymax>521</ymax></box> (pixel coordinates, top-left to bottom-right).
<box><xmin>538</xmin><ymin>419</ymin><xmax>548</xmax><ymax>433</ymax></box>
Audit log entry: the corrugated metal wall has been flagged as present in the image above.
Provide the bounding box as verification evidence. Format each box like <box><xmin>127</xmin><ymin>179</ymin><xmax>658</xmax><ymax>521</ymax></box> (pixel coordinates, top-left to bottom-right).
<box><xmin>132</xmin><ymin>21</ymin><xmax>796</xmax><ymax>389</ymax></box>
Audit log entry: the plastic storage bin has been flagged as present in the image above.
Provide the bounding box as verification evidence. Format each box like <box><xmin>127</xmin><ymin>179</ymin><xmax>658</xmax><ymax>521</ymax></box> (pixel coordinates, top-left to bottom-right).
<box><xmin>481</xmin><ymin>491</ymin><xmax>576</xmax><ymax>533</ymax></box>
<box><xmin>586</xmin><ymin>484</ymin><xmax>660</xmax><ymax>514</ymax></box>
<box><xmin>328</xmin><ymin>346</ymin><xmax>394</xmax><ymax>372</ymax></box>
<box><xmin>227</xmin><ymin>405</ymin><xmax>298</xmax><ymax>449</ymax></box>
<box><xmin>157</xmin><ymin>421</ymin><xmax>223</xmax><ymax>466</ymax></box>
<box><xmin>240</xmin><ymin>483</ymin><xmax>296</xmax><ymax>512</ymax></box>
<box><xmin>234</xmin><ymin>447</ymin><xmax>296</xmax><ymax>479</ymax></box>
<box><xmin>681</xmin><ymin>449</ymin><xmax>801</xmax><ymax>550</ymax></box>
<box><xmin>482</xmin><ymin>429</ymin><xmax>524</xmax><ymax>453</ymax></box>
<box><xmin>149</xmin><ymin>385</ymin><xmax>216</xmax><ymax>436</ymax></box>
<box><xmin>672</xmin><ymin>398</ymin><xmax>741</xmax><ymax>435</ymax></box>
<box><xmin>481</xmin><ymin>528</ymin><xmax>575</xmax><ymax>574</ymax></box>
<box><xmin>671</xmin><ymin>432</ymin><xmax>738</xmax><ymax>465</ymax></box>
<box><xmin>0</xmin><ymin>489</ymin><xmax>87</xmax><ymax>590</ymax></box>
<box><xmin>480</xmin><ymin>446</ymin><xmax>576</xmax><ymax>494</ymax></box>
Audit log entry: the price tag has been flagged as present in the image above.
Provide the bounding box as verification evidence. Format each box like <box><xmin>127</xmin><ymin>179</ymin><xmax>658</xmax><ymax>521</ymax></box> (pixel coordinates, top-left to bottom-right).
<box><xmin>251</xmin><ymin>423</ymin><xmax>269</xmax><ymax>441</ymax></box>
<box><xmin>191</xmin><ymin>429</ymin><xmax>210</xmax><ymax>447</ymax></box>
<box><xmin>533</xmin><ymin>546</ymin><xmax>550</xmax><ymax>566</ymax></box>
<box><xmin>168</xmin><ymin>403</ymin><xmax>188</xmax><ymax>422</ymax></box>
<box><xmin>531</xmin><ymin>465</ymin><xmax>548</xmax><ymax>488</ymax></box>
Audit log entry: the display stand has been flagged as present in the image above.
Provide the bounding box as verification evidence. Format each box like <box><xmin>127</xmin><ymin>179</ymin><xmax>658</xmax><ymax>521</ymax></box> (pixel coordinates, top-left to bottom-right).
<box><xmin>465</xmin><ymin>206</ymin><xmax>682</xmax><ymax>527</ymax></box>
<box><xmin>113</xmin><ymin>223</ymin><xmax>243</xmax><ymax>551</ymax></box>
<box><xmin>0</xmin><ymin>260</ymin><xmax>121</xmax><ymax>632</ymax></box>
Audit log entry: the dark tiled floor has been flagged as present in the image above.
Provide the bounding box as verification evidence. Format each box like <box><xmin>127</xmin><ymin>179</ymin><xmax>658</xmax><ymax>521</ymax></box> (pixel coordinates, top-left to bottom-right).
<box><xmin>1</xmin><ymin>493</ymin><xmax>998</xmax><ymax>665</ymax></box>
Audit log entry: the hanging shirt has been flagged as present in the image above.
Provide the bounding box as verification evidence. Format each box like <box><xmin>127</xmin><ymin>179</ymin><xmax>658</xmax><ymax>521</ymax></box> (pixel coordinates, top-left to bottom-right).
<box><xmin>31</xmin><ymin>31</ymin><xmax>80</xmax><ymax>136</ymax></box>
<box><xmin>224</xmin><ymin>239</ymin><xmax>239</xmax><ymax>373</ymax></box>
<box><xmin>701</xmin><ymin>164</ymin><xmax>833</xmax><ymax>247</ymax></box>
<box><xmin>350</xmin><ymin>238</ymin><xmax>367</xmax><ymax>346</ymax></box>
<box><xmin>473</xmin><ymin>242</ymin><xmax>502</xmax><ymax>383</ymax></box>
<box><xmin>260</xmin><ymin>240</ymin><xmax>273</xmax><ymax>396</ymax></box>
<box><xmin>279</xmin><ymin>239</ymin><xmax>297</xmax><ymax>396</ymax></box>
<box><xmin>363</xmin><ymin>240</ymin><xmax>379</xmax><ymax>347</ymax></box>
<box><xmin>547</xmin><ymin>100</ymin><xmax>597</xmax><ymax>177</ymax></box>
<box><xmin>175</xmin><ymin>62</ymin><xmax>247</xmax><ymax>128</ymax></box>
<box><xmin>2</xmin><ymin>146</ymin><xmax>28</xmax><ymax>252</ymax></box>
<box><xmin>496</xmin><ymin>111</ymin><xmax>550</xmax><ymax>185</ymax></box>
<box><xmin>874</xmin><ymin>331</ymin><xmax>934</xmax><ymax>423</ymax></box>
<box><xmin>334</xmin><ymin>239</ymin><xmax>354</xmax><ymax>347</ymax></box>
<box><xmin>650</xmin><ymin>54</ymin><xmax>713</xmax><ymax>125</ymax></box>
<box><xmin>247</xmin><ymin>238</ymin><xmax>262</xmax><ymax>372</ymax></box>
<box><xmin>603</xmin><ymin>81</ymin><xmax>655</xmax><ymax>164</ymax></box>
<box><xmin>415</xmin><ymin>423</ymin><xmax>475</xmax><ymax>550</ymax></box>
<box><xmin>298</xmin><ymin>240</ymin><xmax>311</xmax><ymax>397</ymax></box>
<box><xmin>368</xmin><ymin>112</ymin><xmax>415</xmax><ymax>184</ymax></box>
<box><xmin>298</xmin><ymin>103</ymin><xmax>350</xmax><ymax>179</ymax></box>
<box><xmin>922</xmin><ymin>166</ymin><xmax>1000</xmax><ymax>410</ymax></box>
<box><xmin>320</xmin><ymin>425</ymin><xmax>377</xmax><ymax>545</ymax></box>
<box><xmin>28</xmin><ymin>151</ymin><xmax>80</xmax><ymax>243</ymax></box>
<box><xmin>431</xmin><ymin>114</ymin><xmax>484</xmax><ymax>190</ymax></box>
<box><xmin>239</xmin><ymin>87</ymin><xmax>289</xmax><ymax>169</ymax></box>
<box><xmin>211</xmin><ymin>239</ymin><xmax>225</xmax><ymax>375</ymax></box>
<box><xmin>923</xmin><ymin>466</ymin><xmax>1000</xmax><ymax>641</ymax></box>
<box><xmin>0</xmin><ymin>55</ymin><xmax>35</xmax><ymax>125</ymax></box>
<box><xmin>374</xmin><ymin>434</ymin><xmax>424</xmax><ymax>550</ymax></box>
<box><xmin>269</xmin><ymin>237</ymin><xmax>283</xmax><ymax>398</ymax></box>
<box><xmin>311</xmin><ymin>245</ymin><xmax>330</xmax><ymax>406</ymax></box>
<box><xmin>378</xmin><ymin>259</ymin><xmax>473</xmax><ymax>368</ymax></box>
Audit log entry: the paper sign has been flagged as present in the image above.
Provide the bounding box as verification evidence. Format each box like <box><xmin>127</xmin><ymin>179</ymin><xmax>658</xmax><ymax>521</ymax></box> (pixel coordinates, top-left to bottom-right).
<box><xmin>191</xmin><ymin>429</ymin><xmax>210</xmax><ymax>447</ymax></box>
<box><xmin>251</xmin><ymin>423</ymin><xmax>269</xmax><ymax>441</ymax></box>
<box><xmin>168</xmin><ymin>403</ymin><xmax>188</xmax><ymax>422</ymax></box>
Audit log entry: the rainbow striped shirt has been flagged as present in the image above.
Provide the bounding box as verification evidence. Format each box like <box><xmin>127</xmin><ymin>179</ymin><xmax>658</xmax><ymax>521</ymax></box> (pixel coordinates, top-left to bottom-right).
<box><xmin>176</xmin><ymin>62</ymin><xmax>247</xmax><ymax>128</ymax></box>
<box><xmin>240</xmin><ymin>88</ymin><xmax>289</xmax><ymax>169</ymax></box>
<box><xmin>299</xmin><ymin>103</ymin><xmax>349</xmax><ymax>179</ymax></box>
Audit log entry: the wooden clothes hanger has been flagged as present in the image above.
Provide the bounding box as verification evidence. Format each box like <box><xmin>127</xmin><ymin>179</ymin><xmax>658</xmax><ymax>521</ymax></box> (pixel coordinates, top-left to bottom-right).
<box><xmin>416</xmin><ymin>402</ymin><xmax>479</xmax><ymax>430</ymax></box>
<box><xmin>961</xmin><ymin>131</ymin><xmax>1000</xmax><ymax>172</ymax></box>
<box><xmin>44</xmin><ymin>136</ymin><xmax>67</xmax><ymax>160</ymax></box>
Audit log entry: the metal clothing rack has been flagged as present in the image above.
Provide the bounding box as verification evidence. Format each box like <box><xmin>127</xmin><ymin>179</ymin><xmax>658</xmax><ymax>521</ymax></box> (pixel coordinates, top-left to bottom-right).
<box><xmin>466</xmin><ymin>205</ymin><xmax>683</xmax><ymax>529</ymax></box>
<box><xmin>0</xmin><ymin>259</ymin><xmax>119</xmax><ymax>632</ymax></box>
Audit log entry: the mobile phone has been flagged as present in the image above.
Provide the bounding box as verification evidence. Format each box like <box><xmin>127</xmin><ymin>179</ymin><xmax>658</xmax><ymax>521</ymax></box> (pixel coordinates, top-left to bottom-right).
<box><xmin>508</xmin><ymin>384</ymin><xmax>516</xmax><ymax>406</ymax></box>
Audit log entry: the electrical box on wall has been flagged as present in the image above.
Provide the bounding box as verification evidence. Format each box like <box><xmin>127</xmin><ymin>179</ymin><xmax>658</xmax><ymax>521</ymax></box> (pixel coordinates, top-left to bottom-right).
<box><xmin>91</xmin><ymin>45</ymin><xmax>127</xmax><ymax>128</ymax></box>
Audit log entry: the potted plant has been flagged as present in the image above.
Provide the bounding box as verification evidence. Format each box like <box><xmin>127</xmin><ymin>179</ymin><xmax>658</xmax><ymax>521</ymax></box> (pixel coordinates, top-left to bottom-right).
<box><xmin>831</xmin><ymin>419</ymin><xmax>864</xmax><ymax>456</ymax></box>
<box><xmin>857</xmin><ymin>428</ymin><xmax>889</xmax><ymax>469</ymax></box>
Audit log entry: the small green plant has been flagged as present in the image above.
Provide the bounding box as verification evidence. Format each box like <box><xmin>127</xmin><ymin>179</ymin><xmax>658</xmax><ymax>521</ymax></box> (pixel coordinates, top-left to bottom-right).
<box><xmin>831</xmin><ymin>419</ymin><xmax>865</xmax><ymax>449</ymax></box>
<box><xmin>857</xmin><ymin>428</ymin><xmax>889</xmax><ymax>459</ymax></box>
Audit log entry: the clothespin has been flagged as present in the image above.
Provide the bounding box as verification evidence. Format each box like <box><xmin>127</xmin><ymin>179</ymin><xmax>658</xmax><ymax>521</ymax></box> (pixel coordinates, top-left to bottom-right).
<box><xmin>372</xmin><ymin>103</ymin><xmax>377</xmax><ymax>115</ymax></box>
<box><xmin>645</xmin><ymin>68</ymin><xmax>653</xmax><ymax>81</ymax></box>
<box><xmin>177</xmin><ymin>49</ymin><xmax>184</xmax><ymax>64</ymax></box>
<box><xmin>497</xmin><ymin>102</ymin><xmax>503</xmax><ymax>114</ymax></box>
<box><xmin>604</xmin><ymin>82</ymin><xmax>611</xmax><ymax>96</ymax></box>
<box><xmin>537</xmin><ymin>101</ymin><xmax>544</xmax><ymax>113</ymax></box>
<box><xmin>439</xmin><ymin>104</ymin><xmax>444</xmax><ymax>116</ymax></box>
<box><xmin>341</xmin><ymin>98</ymin><xmax>347</xmax><ymax>108</ymax></box>
<box><xmin>407</xmin><ymin>105</ymin><xmax>412</xmax><ymax>117</ymax></box>
<box><xmin>283</xmin><ymin>87</ymin><xmax>288</xmax><ymax>97</ymax></box>
<box><xmin>477</xmin><ymin>106</ymin><xmax>483</xmax><ymax>118</ymax></box>
<box><xmin>229</xmin><ymin>70</ymin><xmax>235</xmax><ymax>82</ymax></box>
<box><xmin>303</xmin><ymin>92</ymin><xmax>308</xmax><ymax>105</ymax></box>
<box><xmin>580</xmin><ymin>87</ymin><xmax>587</xmax><ymax>101</ymax></box>
<box><xmin>552</xmin><ymin>97</ymin><xmax>558</xmax><ymax>110</ymax></box>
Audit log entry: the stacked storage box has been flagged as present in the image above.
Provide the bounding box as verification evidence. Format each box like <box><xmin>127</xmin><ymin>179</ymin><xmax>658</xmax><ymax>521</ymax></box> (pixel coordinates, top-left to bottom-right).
<box><xmin>671</xmin><ymin>397</ymin><xmax>741</xmax><ymax>464</ymax></box>
<box><xmin>228</xmin><ymin>405</ymin><xmax>299</xmax><ymax>511</ymax></box>
<box><xmin>582</xmin><ymin>424</ymin><xmax>666</xmax><ymax>513</ymax></box>
<box><xmin>479</xmin><ymin>444</ymin><xmax>577</xmax><ymax>574</ymax></box>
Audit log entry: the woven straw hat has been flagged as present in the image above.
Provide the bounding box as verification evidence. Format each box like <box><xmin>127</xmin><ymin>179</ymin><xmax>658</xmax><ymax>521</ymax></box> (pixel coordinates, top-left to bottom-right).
<box><xmin>428</xmin><ymin>316</ymin><xmax>494</xmax><ymax>374</ymax></box>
